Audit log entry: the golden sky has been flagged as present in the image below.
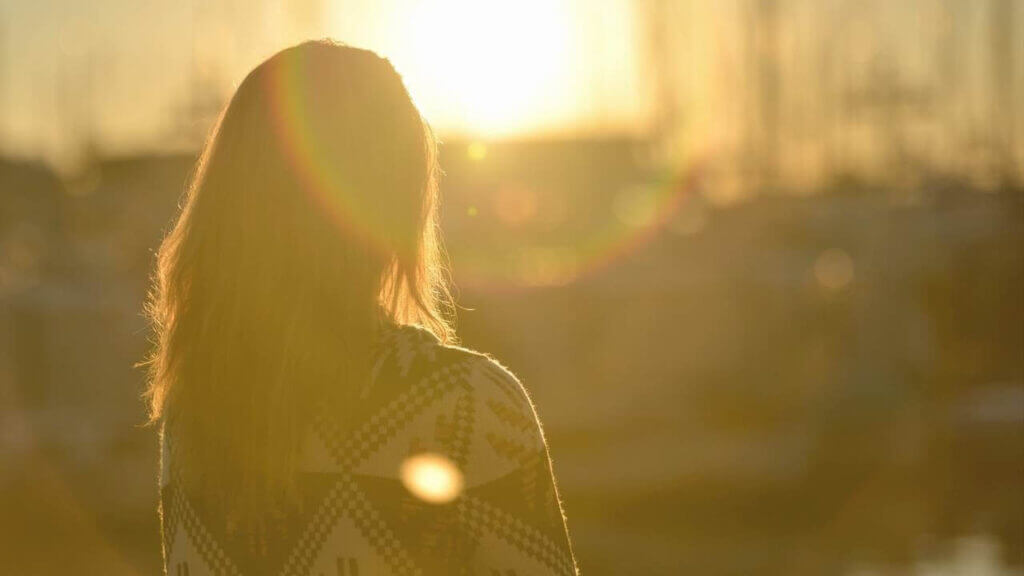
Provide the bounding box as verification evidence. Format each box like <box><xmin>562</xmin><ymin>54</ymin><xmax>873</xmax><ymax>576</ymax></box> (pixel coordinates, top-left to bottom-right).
<box><xmin>0</xmin><ymin>0</ymin><xmax>1018</xmax><ymax>178</ymax></box>
<box><xmin>0</xmin><ymin>0</ymin><xmax>653</xmax><ymax>165</ymax></box>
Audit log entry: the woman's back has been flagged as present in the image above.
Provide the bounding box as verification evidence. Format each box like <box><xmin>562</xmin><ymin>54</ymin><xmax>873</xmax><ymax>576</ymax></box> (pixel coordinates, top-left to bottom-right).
<box><xmin>161</xmin><ymin>323</ymin><xmax>577</xmax><ymax>575</ymax></box>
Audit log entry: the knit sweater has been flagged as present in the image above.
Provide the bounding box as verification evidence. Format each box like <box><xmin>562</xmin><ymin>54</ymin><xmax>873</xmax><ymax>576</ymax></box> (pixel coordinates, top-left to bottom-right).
<box><xmin>159</xmin><ymin>323</ymin><xmax>578</xmax><ymax>575</ymax></box>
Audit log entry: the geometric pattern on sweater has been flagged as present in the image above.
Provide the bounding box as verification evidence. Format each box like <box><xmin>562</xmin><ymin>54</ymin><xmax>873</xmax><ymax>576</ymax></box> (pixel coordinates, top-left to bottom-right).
<box><xmin>160</xmin><ymin>322</ymin><xmax>578</xmax><ymax>575</ymax></box>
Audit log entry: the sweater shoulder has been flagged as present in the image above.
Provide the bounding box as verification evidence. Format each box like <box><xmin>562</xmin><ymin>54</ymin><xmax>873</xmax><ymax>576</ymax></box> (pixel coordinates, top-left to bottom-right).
<box><xmin>378</xmin><ymin>323</ymin><xmax>537</xmax><ymax>417</ymax></box>
<box><xmin>301</xmin><ymin>323</ymin><xmax>547</xmax><ymax>485</ymax></box>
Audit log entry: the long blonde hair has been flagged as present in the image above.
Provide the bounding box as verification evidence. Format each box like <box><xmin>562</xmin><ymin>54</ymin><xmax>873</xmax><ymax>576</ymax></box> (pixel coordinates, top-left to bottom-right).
<box><xmin>143</xmin><ymin>40</ymin><xmax>454</xmax><ymax>527</ymax></box>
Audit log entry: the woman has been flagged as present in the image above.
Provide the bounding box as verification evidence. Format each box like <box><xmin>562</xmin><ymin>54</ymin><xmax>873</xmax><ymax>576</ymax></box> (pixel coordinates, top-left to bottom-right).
<box><xmin>144</xmin><ymin>41</ymin><xmax>577</xmax><ymax>575</ymax></box>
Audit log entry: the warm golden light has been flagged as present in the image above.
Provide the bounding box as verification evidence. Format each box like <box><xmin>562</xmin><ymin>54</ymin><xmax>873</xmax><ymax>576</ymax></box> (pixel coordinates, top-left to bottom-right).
<box><xmin>467</xmin><ymin>141</ymin><xmax>488</xmax><ymax>161</ymax></box>
<box><xmin>399</xmin><ymin>453</ymin><xmax>464</xmax><ymax>504</ymax></box>
<box><xmin>494</xmin><ymin>184</ymin><xmax>538</xmax><ymax>226</ymax></box>
<box><xmin>375</xmin><ymin>0</ymin><xmax>576</xmax><ymax>137</ymax></box>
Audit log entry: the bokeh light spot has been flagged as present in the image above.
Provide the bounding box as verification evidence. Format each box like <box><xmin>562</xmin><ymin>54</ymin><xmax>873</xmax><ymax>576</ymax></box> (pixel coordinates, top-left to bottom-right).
<box><xmin>494</xmin><ymin>184</ymin><xmax>538</xmax><ymax>227</ymax></box>
<box><xmin>467</xmin><ymin>142</ymin><xmax>488</xmax><ymax>162</ymax></box>
<box><xmin>814</xmin><ymin>249</ymin><xmax>855</xmax><ymax>291</ymax></box>
<box><xmin>400</xmin><ymin>453</ymin><xmax>464</xmax><ymax>504</ymax></box>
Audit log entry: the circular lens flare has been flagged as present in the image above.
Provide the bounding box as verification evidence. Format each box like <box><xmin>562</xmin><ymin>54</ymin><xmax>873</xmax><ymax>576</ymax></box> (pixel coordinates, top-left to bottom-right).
<box><xmin>400</xmin><ymin>453</ymin><xmax>464</xmax><ymax>504</ymax></box>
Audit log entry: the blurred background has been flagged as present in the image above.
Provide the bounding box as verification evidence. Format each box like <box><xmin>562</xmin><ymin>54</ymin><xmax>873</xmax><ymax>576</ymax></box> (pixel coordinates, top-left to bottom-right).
<box><xmin>0</xmin><ymin>0</ymin><xmax>1022</xmax><ymax>574</ymax></box>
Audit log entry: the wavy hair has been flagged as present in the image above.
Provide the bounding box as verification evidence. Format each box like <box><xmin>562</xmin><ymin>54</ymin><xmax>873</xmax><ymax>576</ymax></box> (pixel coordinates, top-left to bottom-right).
<box><xmin>143</xmin><ymin>40</ymin><xmax>454</xmax><ymax>528</ymax></box>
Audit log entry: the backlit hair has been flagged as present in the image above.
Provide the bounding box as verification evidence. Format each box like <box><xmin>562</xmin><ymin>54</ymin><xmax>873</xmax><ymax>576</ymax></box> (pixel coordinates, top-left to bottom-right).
<box><xmin>143</xmin><ymin>40</ymin><xmax>454</xmax><ymax>528</ymax></box>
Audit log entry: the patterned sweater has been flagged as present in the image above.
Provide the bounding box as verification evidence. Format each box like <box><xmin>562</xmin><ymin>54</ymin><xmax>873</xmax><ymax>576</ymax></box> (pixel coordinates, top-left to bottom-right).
<box><xmin>159</xmin><ymin>323</ymin><xmax>578</xmax><ymax>575</ymax></box>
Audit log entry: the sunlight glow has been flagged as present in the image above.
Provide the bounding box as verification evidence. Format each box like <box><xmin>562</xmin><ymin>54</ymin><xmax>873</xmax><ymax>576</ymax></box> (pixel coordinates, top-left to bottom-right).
<box><xmin>400</xmin><ymin>453</ymin><xmax>464</xmax><ymax>504</ymax></box>
<box><xmin>376</xmin><ymin>0</ymin><xmax>576</xmax><ymax>137</ymax></box>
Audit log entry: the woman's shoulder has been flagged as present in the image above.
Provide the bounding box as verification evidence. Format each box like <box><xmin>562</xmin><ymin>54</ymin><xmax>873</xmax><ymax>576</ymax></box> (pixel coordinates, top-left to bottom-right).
<box><xmin>376</xmin><ymin>322</ymin><xmax>536</xmax><ymax>410</ymax></box>
<box><xmin>306</xmin><ymin>323</ymin><xmax>549</xmax><ymax>484</ymax></box>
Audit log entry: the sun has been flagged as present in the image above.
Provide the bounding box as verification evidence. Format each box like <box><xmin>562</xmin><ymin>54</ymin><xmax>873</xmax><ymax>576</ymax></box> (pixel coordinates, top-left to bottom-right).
<box><xmin>364</xmin><ymin>0</ymin><xmax>576</xmax><ymax>138</ymax></box>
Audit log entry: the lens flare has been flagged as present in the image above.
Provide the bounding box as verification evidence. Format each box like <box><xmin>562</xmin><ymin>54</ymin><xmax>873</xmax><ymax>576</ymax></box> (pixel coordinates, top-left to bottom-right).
<box><xmin>399</xmin><ymin>453</ymin><xmax>464</xmax><ymax>504</ymax></box>
<box><xmin>263</xmin><ymin>50</ymin><xmax>401</xmax><ymax>258</ymax></box>
<box><xmin>455</xmin><ymin>160</ymin><xmax>710</xmax><ymax>290</ymax></box>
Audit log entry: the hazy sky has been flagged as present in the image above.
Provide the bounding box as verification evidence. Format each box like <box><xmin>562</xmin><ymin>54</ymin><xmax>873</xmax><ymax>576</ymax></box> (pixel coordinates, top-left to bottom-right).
<box><xmin>0</xmin><ymin>0</ymin><xmax>653</xmax><ymax>165</ymax></box>
<box><xmin>0</xmin><ymin>0</ymin><xmax>1018</xmax><ymax>176</ymax></box>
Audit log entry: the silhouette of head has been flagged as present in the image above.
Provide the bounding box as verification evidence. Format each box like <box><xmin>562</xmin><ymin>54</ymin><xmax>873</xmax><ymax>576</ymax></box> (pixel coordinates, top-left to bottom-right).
<box><xmin>144</xmin><ymin>40</ymin><xmax>453</xmax><ymax>526</ymax></box>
